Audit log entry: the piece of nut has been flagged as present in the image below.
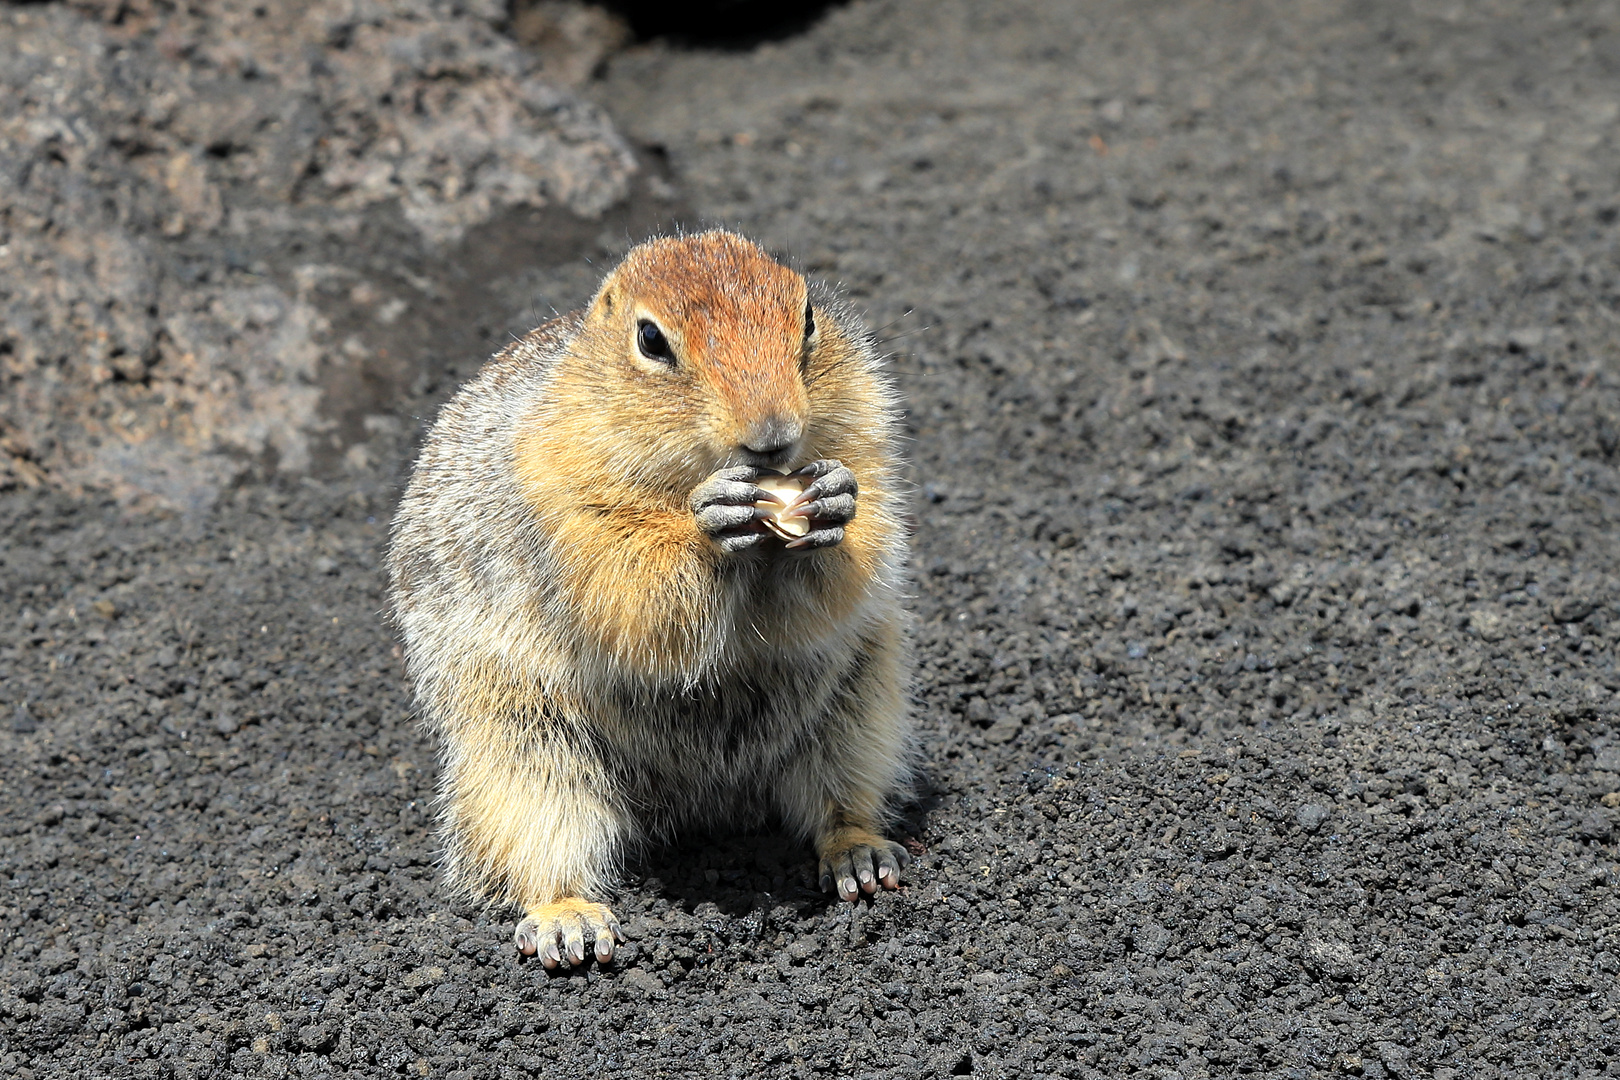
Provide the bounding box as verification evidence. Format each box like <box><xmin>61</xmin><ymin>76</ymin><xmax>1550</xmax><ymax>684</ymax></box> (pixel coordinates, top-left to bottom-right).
<box><xmin>755</xmin><ymin>473</ymin><xmax>810</xmax><ymax>540</ymax></box>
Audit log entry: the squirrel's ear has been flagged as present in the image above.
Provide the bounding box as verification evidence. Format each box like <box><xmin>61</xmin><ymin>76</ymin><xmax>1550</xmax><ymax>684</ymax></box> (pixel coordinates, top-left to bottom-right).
<box><xmin>600</xmin><ymin>290</ymin><xmax>615</xmax><ymax>317</ymax></box>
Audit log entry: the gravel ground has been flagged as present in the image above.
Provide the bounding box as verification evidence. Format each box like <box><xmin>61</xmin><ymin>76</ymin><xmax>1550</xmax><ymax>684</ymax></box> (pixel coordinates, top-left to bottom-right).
<box><xmin>5</xmin><ymin>1</ymin><xmax>1620</xmax><ymax>1077</ymax></box>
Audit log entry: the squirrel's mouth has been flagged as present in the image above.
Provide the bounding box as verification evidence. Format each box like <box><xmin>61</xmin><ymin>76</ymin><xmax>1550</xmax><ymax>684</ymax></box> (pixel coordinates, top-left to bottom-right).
<box><xmin>737</xmin><ymin>446</ymin><xmax>799</xmax><ymax>471</ymax></box>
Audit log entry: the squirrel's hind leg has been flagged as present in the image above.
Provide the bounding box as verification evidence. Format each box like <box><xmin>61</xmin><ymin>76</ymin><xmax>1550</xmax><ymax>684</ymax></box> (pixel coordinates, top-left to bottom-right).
<box><xmin>777</xmin><ymin>623</ymin><xmax>913</xmax><ymax>903</ymax></box>
<box><xmin>436</xmin><ymin>719</ymin><xmax>628</xmax><ymax>967</ymax></box>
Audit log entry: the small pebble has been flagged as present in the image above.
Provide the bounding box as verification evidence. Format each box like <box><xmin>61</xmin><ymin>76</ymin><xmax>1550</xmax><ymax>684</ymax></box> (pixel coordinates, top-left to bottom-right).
<box><xmin>1296</xmin><ymin>803</ymin><xmax>1331</xmax><ymax>834</ymax></box>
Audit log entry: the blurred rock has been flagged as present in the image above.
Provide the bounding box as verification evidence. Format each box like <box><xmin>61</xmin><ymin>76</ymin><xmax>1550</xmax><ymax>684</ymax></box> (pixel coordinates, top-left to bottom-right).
<box><xmin>0</xmin><ymin>0</ymin><xmax>636</xmax><ymax>508</ymax></box>
<box><xmin>511</xmin><ymin>1</ymin><xmax>633</xmax><ymax>86</ymax></box>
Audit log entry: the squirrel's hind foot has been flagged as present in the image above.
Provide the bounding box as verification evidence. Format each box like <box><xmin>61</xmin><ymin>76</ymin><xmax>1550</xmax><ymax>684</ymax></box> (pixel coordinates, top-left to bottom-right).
<box><xmin>515</xmin><ymin>899</ymin><xmax>624</xmax><ymax>970</ymax></box>
<box><xmin>817</xmin><ymin>831</ymin><xmax>909</xmax><ymax>903</ymax></box>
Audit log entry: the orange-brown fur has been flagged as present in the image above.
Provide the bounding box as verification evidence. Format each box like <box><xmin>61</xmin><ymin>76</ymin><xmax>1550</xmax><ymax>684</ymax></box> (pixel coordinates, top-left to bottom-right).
<box><xmin>387</xmin><ymin>231</ymin><xmax>912</xmax><ymax>966</ymax></box>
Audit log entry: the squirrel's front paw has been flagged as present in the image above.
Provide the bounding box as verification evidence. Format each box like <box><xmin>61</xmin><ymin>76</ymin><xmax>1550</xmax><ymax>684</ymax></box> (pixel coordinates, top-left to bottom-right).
<box><xmin>691</xmin><ymin>466</ymin><xmax>776</xmax><ymax>553</ymax></box>
<box><xmin>515</xmin><ymin>898</ymin><xmax>624</xmax><ymax>970</ymax></box>
<box><xmin>782</xmin><ymin>459</ymin><xmax>858</xmax><ymax>550</ymax></box>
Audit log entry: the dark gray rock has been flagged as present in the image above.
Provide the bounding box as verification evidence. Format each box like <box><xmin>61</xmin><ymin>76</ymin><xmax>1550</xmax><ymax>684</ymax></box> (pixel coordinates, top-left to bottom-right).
<box><xmin>1576</xmin><ymin>810</ymin><xmax>1615</xmax><ymax>842</ymax></box>
<box><xmin>1295</xmin><ymin>803</ymin><xmax>1331</xmax><ymax>834</ymax></box>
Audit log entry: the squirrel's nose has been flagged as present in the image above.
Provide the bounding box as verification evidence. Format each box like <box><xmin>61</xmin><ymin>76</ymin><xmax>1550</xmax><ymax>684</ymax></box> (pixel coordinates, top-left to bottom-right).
<box><xmin>741</xmin><ymin>416</ymin><xmax>804</xmax><ymax>457</ymax></box>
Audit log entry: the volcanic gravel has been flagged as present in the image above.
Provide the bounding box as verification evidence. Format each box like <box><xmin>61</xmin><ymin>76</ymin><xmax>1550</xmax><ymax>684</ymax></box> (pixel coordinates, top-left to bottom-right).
<box><xmin>5</xmin><ymin>1</ymin><xmax>1620</xmax><ymax>1077</ymax></box>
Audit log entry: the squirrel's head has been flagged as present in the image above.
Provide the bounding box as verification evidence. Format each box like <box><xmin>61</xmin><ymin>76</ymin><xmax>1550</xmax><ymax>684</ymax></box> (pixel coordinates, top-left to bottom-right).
<box><xmin>573</xmin><ymin>231</ymin><xmax>826</xmax><ymax>482</ymax></box>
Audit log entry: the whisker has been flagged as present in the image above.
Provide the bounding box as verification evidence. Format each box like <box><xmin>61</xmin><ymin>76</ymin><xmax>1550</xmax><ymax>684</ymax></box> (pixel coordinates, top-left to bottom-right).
<box><xmin>875</xmin><ymin>325</ymin><xmax>934</xmax><ymax>346</ymax></box>
<box><xmin>867</xmin><ymin>307</ymin><xmax>917</xmax><ymax>337</ymax></box>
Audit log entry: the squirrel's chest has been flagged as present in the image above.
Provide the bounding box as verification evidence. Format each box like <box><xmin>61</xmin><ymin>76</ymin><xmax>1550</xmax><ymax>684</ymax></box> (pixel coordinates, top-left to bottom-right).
<box><xmin>709</xmin><ymin>556</ymin><xmax>857</xmax><ymax>650</ymax></box>
<box><xmin>594</xmin><ymin>659</ymin><xmax>843</xmax><ymax>790</ymax></box>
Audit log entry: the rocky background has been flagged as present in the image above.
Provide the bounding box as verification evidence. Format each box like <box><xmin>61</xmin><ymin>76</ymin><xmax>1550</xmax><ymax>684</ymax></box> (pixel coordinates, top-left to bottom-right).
<box><xmin>1</xmin><ymin>0</ymin><xmax>636</xmax><ymax>507</ymax></box>
<box><xmin>4</xmin><ymin>1</ymin><xmax>1620</xmax><ymax>1077</ymax></box>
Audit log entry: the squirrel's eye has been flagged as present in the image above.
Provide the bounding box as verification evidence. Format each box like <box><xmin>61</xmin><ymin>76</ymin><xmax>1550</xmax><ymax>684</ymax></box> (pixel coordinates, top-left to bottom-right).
<box><xmin>803</xmin><ymin>301</ymin><xmax>816</xmax><ymax>340</ymax></box>
<box><xmin>637</xmin><ymin>319</ymin><xmax>675</xmax><ymax>365</ymax></box>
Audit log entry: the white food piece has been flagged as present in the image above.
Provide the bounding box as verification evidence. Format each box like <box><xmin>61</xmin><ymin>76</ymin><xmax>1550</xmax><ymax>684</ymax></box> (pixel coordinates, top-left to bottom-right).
<box><xmin>755</xmin><ymin>473</ymin><xmax>811</xmax><ymax>540</ymax></box>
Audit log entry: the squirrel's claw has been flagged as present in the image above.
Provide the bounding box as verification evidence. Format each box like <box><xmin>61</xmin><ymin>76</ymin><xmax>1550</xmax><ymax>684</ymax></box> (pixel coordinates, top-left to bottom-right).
<box><xmin>695</xmin><ymin>500</ymin><xmax>768</xmax><ymax>534</ymax></box>
<box><xmin>818</xmin><ymin>839</ymin><xmax>909</xmax><ymax>902</ymax></box>
<box><xmin>785</xmin><ymin>460</ymin><xmax>857</xmax><ymax>509</ymax></box>
<box><xmin>781</xmin><ymin>460</ymin><xmax>857</xmax><ymax>550</ymax></box>
<box><xmin>784</xmin><ymin>525</ymin><xmax>845</xmax><ymax>550</ymax></box>
<box><xmin>594</xmin><ymin>925</ymin><xmax>618</xmax><ymax>964</ymax></box>
<box><xmin>515</xmin><ymin>900</ymin><xmax>624</xmax><ymax>971</ymax></box>
<box><xmin>691</xmin><ymin>467</ymin><xmax>772</xmax><ymax>552</ymax></box>
<box><xmin>786</xmin><ymin>458</ymin><xmax>850</xmax><ymax>482</ymax></box>
<box><xmin>784</xmin><ymin>493</ymin><xmax>856</xmax><ymax>524</ymax></box>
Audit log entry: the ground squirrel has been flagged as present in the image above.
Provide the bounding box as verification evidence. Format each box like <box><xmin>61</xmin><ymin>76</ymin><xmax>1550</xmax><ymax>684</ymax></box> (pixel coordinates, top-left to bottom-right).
<box><xmin>387</xmin><ymin>230</ymin><xmax>913</xmax><ymax>968</ymax></box>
